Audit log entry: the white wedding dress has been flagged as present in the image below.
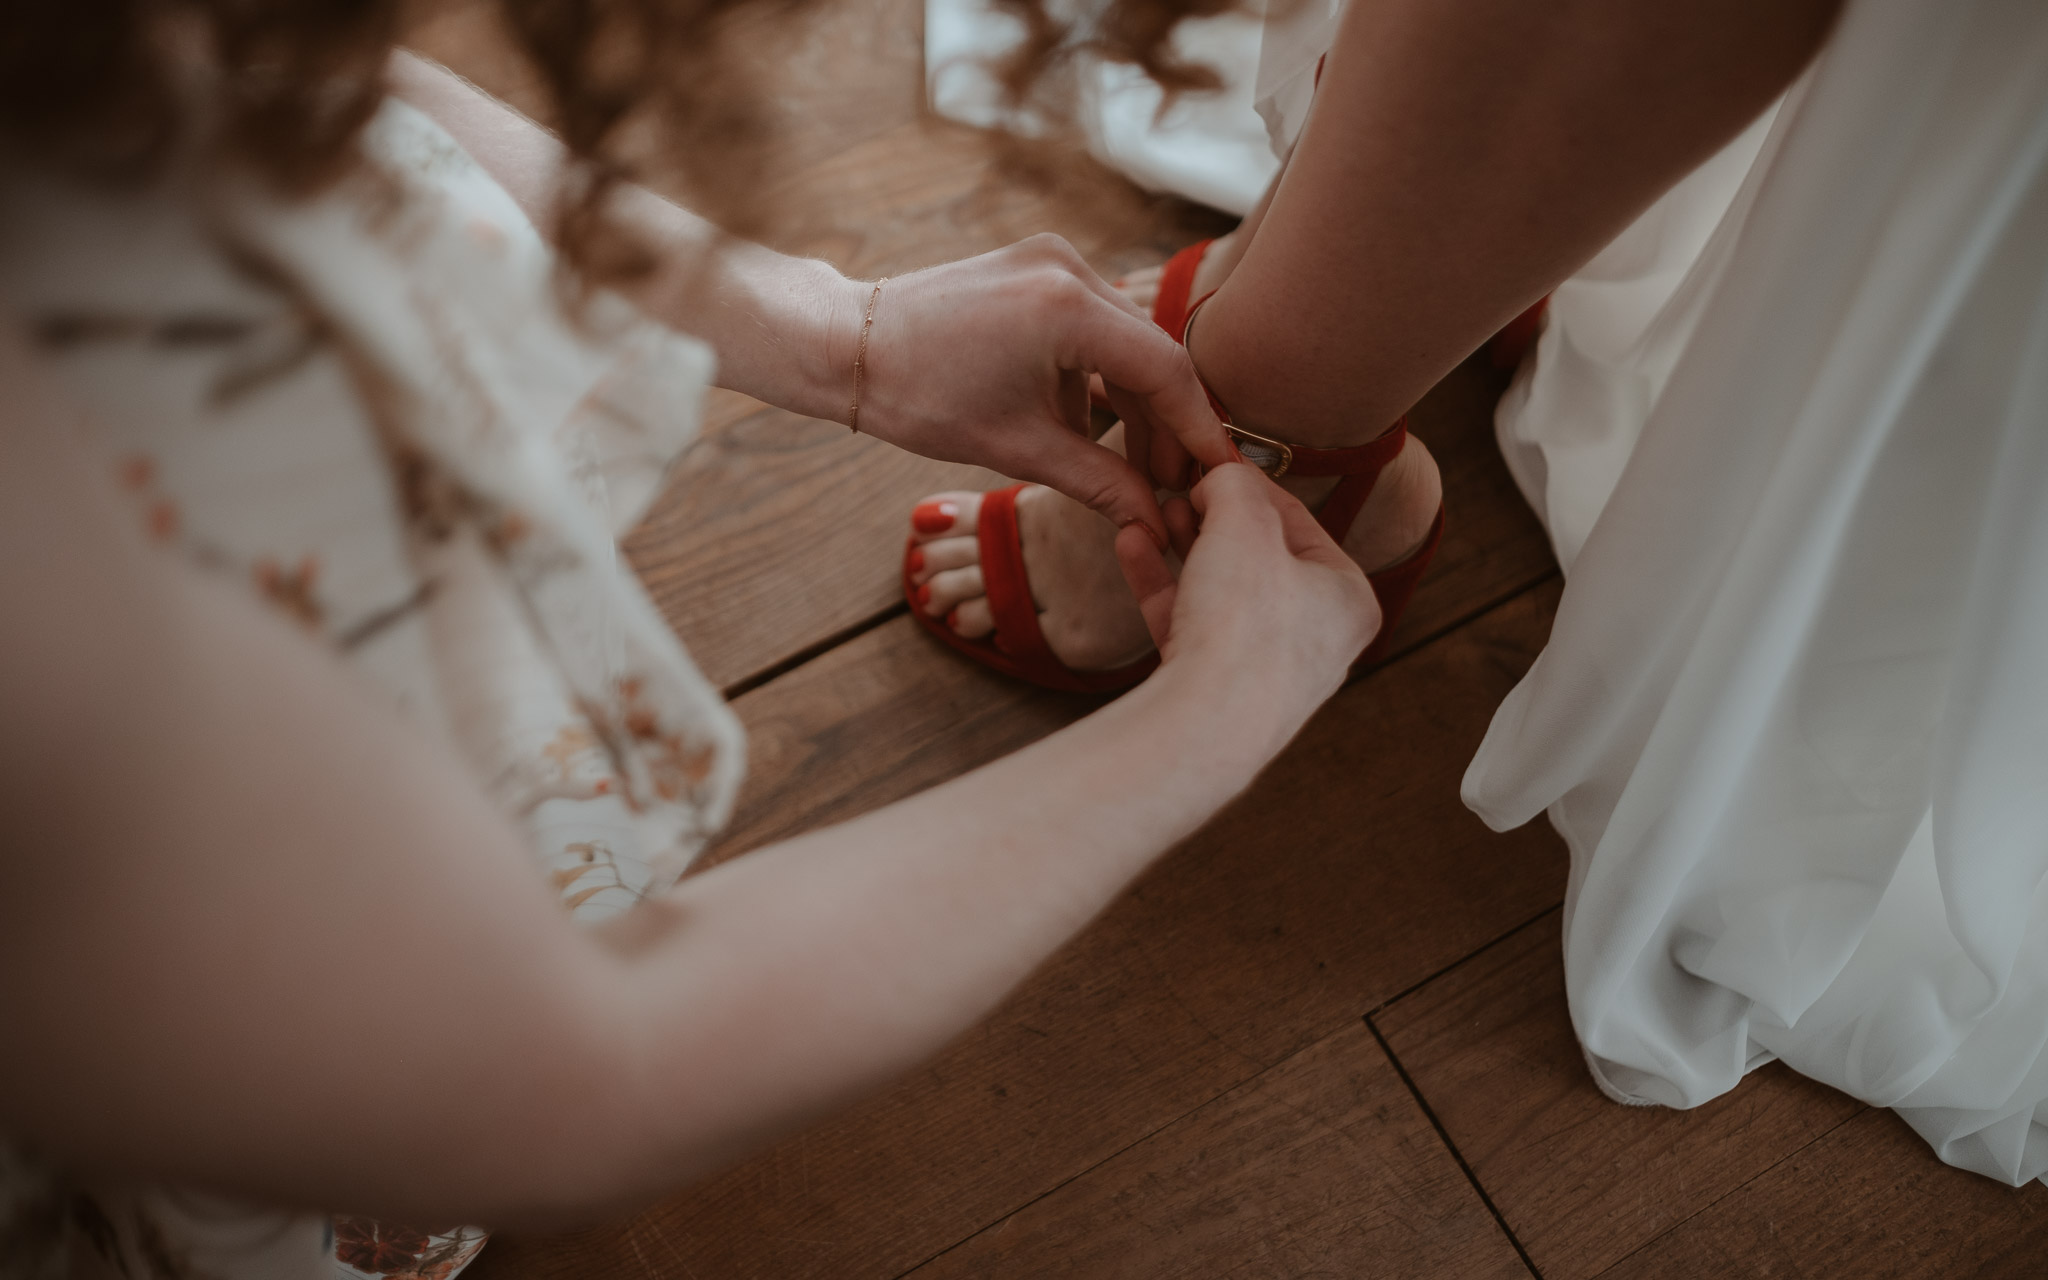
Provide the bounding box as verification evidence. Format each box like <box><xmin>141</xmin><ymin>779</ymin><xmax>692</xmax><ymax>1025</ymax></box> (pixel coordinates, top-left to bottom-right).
<box><xmin>929</xmin><ymin>0</ymin><xmax>2048</xmax><ymax>1188</ymax></box>
<box><xmin>1467</xmin><ymin>0</ymin><xmax>2048</xmax><ymax>1187</ymax></box>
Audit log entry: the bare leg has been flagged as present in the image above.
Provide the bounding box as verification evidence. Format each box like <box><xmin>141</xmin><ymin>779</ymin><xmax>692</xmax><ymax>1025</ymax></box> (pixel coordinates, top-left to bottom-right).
<box><xmin>1196</xmin><ymin>0</ymin><xmax>1844</xmax><ymax>445</ymax></box>
<box><xmin>1116</xmin><ymin>164</ymin><xmax>1280</xmax><ymax>314</ymax></box>
<box><xmin>915</xmin><ymin>0</ymin><xmax>1843</xmax><ymax>671</ymax></box>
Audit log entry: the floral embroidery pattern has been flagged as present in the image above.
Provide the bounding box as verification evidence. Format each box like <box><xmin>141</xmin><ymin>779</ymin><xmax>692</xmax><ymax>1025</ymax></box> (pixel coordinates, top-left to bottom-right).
<box><xmin>254</xmin><ymin>555</ymin><xmax>326</xmax><ymax>630</ymax></box>
<box><xmin>1</xmin><ymin>94</ymin><xmax>744</xmax><ymax>1280</ymax></box>
<box><xmin>615</xmin><ymin>675</ymin><xmax>721</xmax><ymax>806</ymax></box>
<box><xmin>117</xmin><ymin>451</ymin><xmax>183</xmax><ymax>544</ymax></box>
<box><xmin>550</xmin><ymin>839</ymin><xmax>637</xmax><ymax>912</ymax></box>
<box><xmin>334</xmin><ymin>1218</ymin><xmax>487</xmax><ymax>1280</ymax></box>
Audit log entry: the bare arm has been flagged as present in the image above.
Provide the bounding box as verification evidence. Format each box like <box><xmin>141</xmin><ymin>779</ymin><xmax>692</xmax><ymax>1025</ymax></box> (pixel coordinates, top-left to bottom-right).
<box><xmin>0</xmin><ymin>330</ymin><xmax>1371</xmax><ymax>1225</ymax></box>
<box><xmin>1196</xmin><ymin>0</ymin><xmax>1845</xmax><ymax>443</ymax></box>
<box><xmin>385</xmin><ymin>51</ymin><xmax>1234</xmax><ymax>542</ymax></box>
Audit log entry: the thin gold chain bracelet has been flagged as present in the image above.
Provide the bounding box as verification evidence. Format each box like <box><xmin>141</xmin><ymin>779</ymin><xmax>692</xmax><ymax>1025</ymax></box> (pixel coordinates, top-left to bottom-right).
<box><xmin>848</xmin><ymin>276</ymin><xmax>888</xmax><ymax>433</ymax></box>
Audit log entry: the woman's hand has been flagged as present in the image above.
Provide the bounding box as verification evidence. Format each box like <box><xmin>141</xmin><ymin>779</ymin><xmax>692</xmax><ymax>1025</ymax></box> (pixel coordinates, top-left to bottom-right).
<box><xmin>1116</xmin><ymin>461</ymin><xmax>1380</xmax><ymax>715</ymax></box>
<box><xmin>847</xmin><ymin>235</ymin><xmax>1236</xmax><ymax>549</ymax></box>
<box><xmin>387</xmin><ymin>59</ymin><xmax>1224</xmax><ymax>548</ymax></box>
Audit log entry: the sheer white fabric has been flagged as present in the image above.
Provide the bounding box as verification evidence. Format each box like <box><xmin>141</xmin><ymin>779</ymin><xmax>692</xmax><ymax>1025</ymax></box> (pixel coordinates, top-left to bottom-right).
<box><xmin>1493</xmin><ymin>103</ymin><xmax>1775</xmax><ymax>574</ymax></box>
<box><xmin>1465</xmin><ymin>0</ymin><xmax>2048</xmax><ymax>1186</ymax></box>
<box><xmin>923</xmin><ymin>0</ymin><xmax>1339</xmax><ymax>214</ymax></box>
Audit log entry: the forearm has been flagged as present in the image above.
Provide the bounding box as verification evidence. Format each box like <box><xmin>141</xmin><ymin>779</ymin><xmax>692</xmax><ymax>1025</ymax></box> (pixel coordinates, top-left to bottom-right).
<box><xmin>1202</xmin><ymin>0</ymin><xmax>1842</xmax><ymax>440</ymax></box>
<box><xmin>0</xmin><ymin>347</ymin><xmax>1317</xmax><ymax>1226</ymax></box>
<box><xmin>585</xmin><ymin>659</ymin><xmax>1308</xmax><ymax>1205</ymax></box>
<box><xmin>385</xmin><ymin>50</ymin><xmax>863</xmax><ymax>420</ymax></box>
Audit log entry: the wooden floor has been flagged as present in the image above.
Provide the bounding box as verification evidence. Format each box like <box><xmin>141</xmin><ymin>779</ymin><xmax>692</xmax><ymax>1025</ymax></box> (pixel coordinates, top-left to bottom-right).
<box><xmin>413</xmin><ymin>2</ymin><xmax>2048</xmax><ymax>1275</ymax></box>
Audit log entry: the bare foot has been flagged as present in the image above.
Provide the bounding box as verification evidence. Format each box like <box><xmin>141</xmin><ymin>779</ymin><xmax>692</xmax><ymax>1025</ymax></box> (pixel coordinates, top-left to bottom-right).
<box><xmin>908</xmin><ymin>424</ymin><xmax>1157</xmax><ymax>673</ymax></box>
<box><xmin>906</xmin><ymin>423</ymin><xmax>1442</xmax><ymax>673</ymax></box>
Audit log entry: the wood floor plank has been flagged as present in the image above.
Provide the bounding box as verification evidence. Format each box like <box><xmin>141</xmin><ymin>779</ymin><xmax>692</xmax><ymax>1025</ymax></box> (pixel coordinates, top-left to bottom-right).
<box><xmin>701</xmin><ymin>609</ymin><xmax>1080</xmax><ymax>855</ymax></box>
<box><xmin>1599</xmin><ymin>1108</ymin><xmax>2048</xmax><ymax>1279</ymax></box>
<box><xmin>699</xmin><ymin>364</ymin><xmax>1552</xmax><ymax>855</ymax></box>
<box><xmin>469</xmin><ymin>579</ymin><xmax>1569</xmax><ymax>1280</ymax></box>
<box><xmin>624</xmin><ymin>409</ymin><xmax>1002</xmax><ymax>690</ymax></box>
<box><xmin>906</xmin><ymin>1021</ymin><xmax>1529</xmax><ymax>1280</ymax></box>
<box><xmin>1374</xmin><ymin>912</ymin><xmax>1867</xmax><ymax>1279</ymax></box>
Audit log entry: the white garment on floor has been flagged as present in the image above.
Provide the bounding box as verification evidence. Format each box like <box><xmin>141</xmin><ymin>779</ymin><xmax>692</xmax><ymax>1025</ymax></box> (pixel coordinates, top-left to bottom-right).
<box><xmin>1465</xmin><ymin>0</ymin><xmax>2048</xmax><ymax>1187</ymax></box>
<box><xmin>923</xmin><ymin>0</ymin><xmax>1340</xmax><ymax>214</ymax></box>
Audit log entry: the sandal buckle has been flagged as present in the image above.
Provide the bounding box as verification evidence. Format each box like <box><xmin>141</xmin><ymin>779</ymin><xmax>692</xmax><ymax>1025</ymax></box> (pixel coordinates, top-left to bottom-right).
<box><xmin>1225</xmin><ymin>425</ymin><xmax>1294</xmax><ymax>480</ymax></box>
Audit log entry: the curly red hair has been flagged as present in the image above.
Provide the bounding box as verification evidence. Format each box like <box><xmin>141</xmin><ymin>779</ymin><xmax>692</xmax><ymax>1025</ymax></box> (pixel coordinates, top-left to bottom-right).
<box><xmin>0</xmin><ymin>0</ymin><xmax>1234</xmax><ymax>274</ymax></box>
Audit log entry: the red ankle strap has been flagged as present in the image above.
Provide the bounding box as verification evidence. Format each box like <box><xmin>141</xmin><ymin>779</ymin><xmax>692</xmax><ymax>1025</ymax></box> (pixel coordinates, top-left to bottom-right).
<box><xmin>1240</xmin><ymin>418</ymin><xmax>1410</xmax><ymax>479</ymax></box>
<box><xmin>1173</xmin><ymin>272</ymin><xmax>1409</xmax><ymax>484</ymax></box>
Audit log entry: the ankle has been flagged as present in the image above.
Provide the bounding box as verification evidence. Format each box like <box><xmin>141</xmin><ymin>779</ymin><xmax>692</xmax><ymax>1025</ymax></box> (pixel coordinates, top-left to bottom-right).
<box><xmin>1185</xmin><ymin>307</ymin><xmax>1402</xmax><ymax>453</ymax></box>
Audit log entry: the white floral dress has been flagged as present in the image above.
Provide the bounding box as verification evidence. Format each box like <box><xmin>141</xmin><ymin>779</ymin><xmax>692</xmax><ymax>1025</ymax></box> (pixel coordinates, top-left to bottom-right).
<box><xmin>0</xmin><ymin>97</ymin><xmax>745</xmax><ymax>1278</ymax></box>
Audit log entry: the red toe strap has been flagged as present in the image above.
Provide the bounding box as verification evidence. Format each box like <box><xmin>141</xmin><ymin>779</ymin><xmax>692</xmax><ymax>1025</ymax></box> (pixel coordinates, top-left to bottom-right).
<box><xmin>977</xmin><ymin>485</ymin><xmax>1062</xmax><ymax>671</ymax></box>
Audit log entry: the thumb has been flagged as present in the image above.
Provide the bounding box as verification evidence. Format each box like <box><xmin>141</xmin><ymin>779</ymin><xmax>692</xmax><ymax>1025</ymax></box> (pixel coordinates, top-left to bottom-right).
<box><xmin>1114</xmin><ymin>521</ymin><xmax>1177</xmax><ymax>654</ymax></box>
<box><xmin>1004</xmin><ymin>433</ymin><xmax>1168</xmax><ymax>551</ymax></box>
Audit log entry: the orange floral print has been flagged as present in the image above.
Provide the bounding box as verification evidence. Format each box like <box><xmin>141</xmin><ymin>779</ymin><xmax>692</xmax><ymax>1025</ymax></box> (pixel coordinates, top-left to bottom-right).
<box><xmin>113</xmin><ymin>452</ymin><xmax>183</xmax><ymax>543</ymax></box>
<box><xmin>615</xmin><ymin>676</ymin><xmax>719</xmax><ymax>803</ymax></box>
<box><xmin>117</xmin><ymin>453</ymin><xmax>156</xmax><ymax>491</ymax></box>
<box><xmin>550</xmin><ymin>839</ymin><xmax>633</xmax><ymax>911</ymax></box>
<box><xmin>253</xmin><ymin>555</ymin><xmax>325</xmax><ymax>630</ymax></box>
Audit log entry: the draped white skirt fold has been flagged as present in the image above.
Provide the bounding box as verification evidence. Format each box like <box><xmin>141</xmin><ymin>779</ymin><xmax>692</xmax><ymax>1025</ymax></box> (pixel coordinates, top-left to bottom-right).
<box><xmin>1466</xmin><ymin>0</ymin><xmax>2048</xmax><ymax>1187</ymax></box>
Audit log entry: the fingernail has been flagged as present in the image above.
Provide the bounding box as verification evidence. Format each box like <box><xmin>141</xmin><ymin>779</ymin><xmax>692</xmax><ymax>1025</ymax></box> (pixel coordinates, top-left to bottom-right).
<box><xmin>915</xmin><ymin>582</ymin><xmax>932</xmax><ymax>608</ymax></box>
<box><xmin>907</xmin><ymin>547</ymin><xmax>925</xmax><ymax>575</ymax></box>
<box><xmin>912</xmin><ymin>500</ymin><xmax>958</xmax><ymax>534</ymax></box>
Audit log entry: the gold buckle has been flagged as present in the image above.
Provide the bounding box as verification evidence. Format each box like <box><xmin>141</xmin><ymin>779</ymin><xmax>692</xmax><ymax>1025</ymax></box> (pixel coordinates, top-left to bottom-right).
<box><xmin>1225</xmin><ymin>424</ymin><xmax>1294</xmax><ymax>480</ymax></box>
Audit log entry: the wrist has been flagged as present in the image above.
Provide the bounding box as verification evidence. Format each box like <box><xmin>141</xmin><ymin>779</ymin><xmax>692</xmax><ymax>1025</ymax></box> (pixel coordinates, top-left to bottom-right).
<box><xmin>1133</xmin><ymin>649</ymin><xmax>1326</xmax><ymax>783</ymax></box>
<box><xmin>627</xmin><ymin>202</ymin><xmax>862</xmax><ymax>420</ymax></box>
<box><xmin>787</xmin><ymin>263</ymin><xmax>868</xmax><ymax>425</ymax></box>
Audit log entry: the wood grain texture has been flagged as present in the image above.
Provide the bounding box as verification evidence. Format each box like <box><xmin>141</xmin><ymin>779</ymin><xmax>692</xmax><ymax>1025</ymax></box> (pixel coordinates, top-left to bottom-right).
<box><xmin>1375</xmin><ymin>912</ymin><xmax>1867</xmax><ymax>1279</ymax></box>
<box><xmin>1599</xmin><ymin>1107</ymin><xmax>2048</xmax><ymax>1279</ymax></box>
<box><xmin>700</xmin><ymin>350</ymin><xmax>1548</xmax><ymax>843</ymax></box>
<box><xmin>469</xmin><ymin>580</ymin><xmax>1569</xmax><ymax>1280</ymax></box>
<box><xmin>624</xmin><ymin>410</ymin><xmax>1002</xmax><ymax>691</ymax></box>
<box><xmin>396</xmin><ymin>5</ymin><xmax>2027</xmax><ymax>1280</ymax></box>
<box><xmin>908</xmin><ymin>1021</ymin><xmax>1528</xmax><ymax>1280</ymax></box>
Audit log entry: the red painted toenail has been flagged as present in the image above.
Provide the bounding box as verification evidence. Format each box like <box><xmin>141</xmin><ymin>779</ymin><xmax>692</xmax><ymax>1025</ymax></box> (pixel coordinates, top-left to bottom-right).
<box><xmin>912</xmin><ymin>500</ymin><xmax>958</xmax><ymax>534</ymax></box>
<box><xmin>946</xmin><ymin>608</ymin><xmax>961</xmax><ymax>630</ymax></box>
<box><xmin>907</xmin><ymin>547</ymin><xmax>925</xmax><ymax>575</ymax></box>
<box><xmin>916</xmin><ymin>582</ymin><xmax>932</xmax><ymax>607</ymax></box>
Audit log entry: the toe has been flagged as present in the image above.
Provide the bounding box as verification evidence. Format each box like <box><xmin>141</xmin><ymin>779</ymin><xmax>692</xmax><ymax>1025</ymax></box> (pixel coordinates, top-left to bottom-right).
<box><xmin>921</xmin><ymin>564</ymin><xmax>986</xmax><ymax>619</ymax></box>
<box><xmin>909</xmin><ymin>491</ymin><xmax>981</xmax><ymax>543</ymax></box>
<box><xmin>908</xmin><ymin>534</ymin><xmax>977</xmax><ymax>585</ymax></box>
<box><xmin>1114</xmin><ymin>263</ymin><xmax>1163</xmax><ymax>312</ymax></box>
<box><xmin>948</xmin><ymin>597</ymin><xmax>995</xmax><ymax>639</ymax></box>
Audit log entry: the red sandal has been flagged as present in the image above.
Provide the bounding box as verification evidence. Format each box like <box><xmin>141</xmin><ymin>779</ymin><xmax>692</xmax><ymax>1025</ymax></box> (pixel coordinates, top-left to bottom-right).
<box><xmin>1159</xmin><ymin>240</ymin><xmax>1446</xmax><ymax>669</ymax></box>
<box><xmin>903</xmin><ymin>485</ymin><xmax>1159</xmax><ymax>694</ymax></box>
<box><xmin>904</xmin><ymin>237</ymin><xmax>1444</xmax><ymax>691</ymax></box>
